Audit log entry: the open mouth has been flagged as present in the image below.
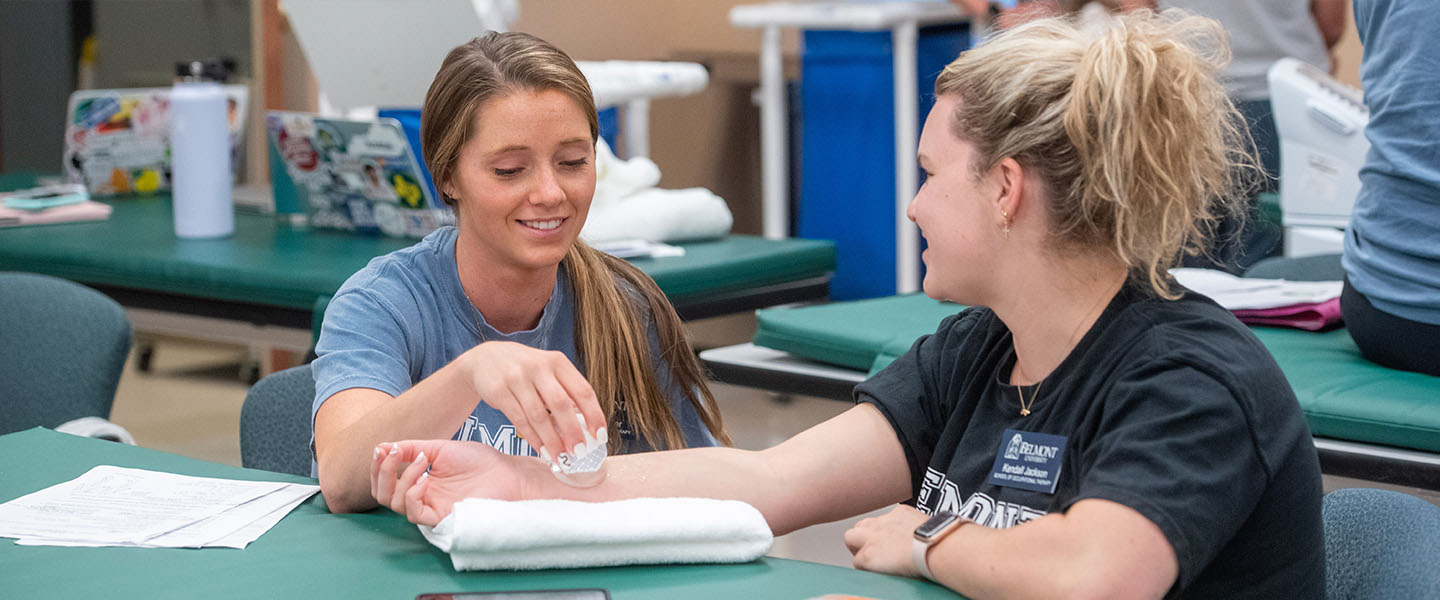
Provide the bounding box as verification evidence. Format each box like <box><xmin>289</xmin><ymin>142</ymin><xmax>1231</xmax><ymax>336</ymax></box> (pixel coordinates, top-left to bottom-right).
<box><xmin>519</xmin><ymin>218</ymin><xmax>565</xmax><ymax>231</ymax></box>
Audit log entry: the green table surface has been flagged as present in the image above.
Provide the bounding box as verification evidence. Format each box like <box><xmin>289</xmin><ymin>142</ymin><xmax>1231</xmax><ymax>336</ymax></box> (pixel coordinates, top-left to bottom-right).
<box><xmin>0</xmin><ymin>173</ymin><xmax>834</xmax><ymax>313</ymax></box>
<box><xmin>0</xmin><ymin>428</ymin><xmax>957</xmax><ymax>600</ymax></box>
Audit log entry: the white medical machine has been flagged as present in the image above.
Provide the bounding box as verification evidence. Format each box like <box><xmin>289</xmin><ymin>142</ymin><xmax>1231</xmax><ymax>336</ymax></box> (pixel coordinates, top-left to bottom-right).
<box><xmin>281</xmin><ymin>0</ymin><xmax>707</xmax><ymax>160</ymax></box>
<box><xmin>1267</xmin><ymin>57</ymin><xmax>1370</xmax><ymax>257</ymax></box>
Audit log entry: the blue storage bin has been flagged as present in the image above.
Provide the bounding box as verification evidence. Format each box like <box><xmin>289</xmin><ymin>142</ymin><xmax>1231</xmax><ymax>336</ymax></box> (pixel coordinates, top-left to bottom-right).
<box><xmin>598</xmin><ymin>106</ymin><xmax>619</xmax><ymax>154</ymax></box>
<box><xmin>798</xmin><ymin>24</ymin><xmax>969</xmax><ymax>300</ymax></box>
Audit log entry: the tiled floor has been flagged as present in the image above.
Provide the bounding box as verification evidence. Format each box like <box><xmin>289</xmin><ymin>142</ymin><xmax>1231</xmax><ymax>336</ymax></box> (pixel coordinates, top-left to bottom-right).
<box><xmin>105</xmin><ymin>315</ymin><xmax>1440</xmax><ymax>570</ymax></box>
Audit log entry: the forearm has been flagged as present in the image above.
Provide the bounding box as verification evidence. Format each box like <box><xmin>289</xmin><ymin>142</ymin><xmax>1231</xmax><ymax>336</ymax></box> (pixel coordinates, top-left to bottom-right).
<box><xmin>928</xmin><ymin>502</ymin><xmax>1175</xmax><ymax>599</ymax></box>
<box><xmin>317</xmin><ymin>355</ymin><xmax>480</xmax><ymax>512</ymax></box>
<box><xmin>1311</xmin><ymin>0</ymin><xmax>1346</xmax><ymax>48</ymax></box>
<box><xmin>523</xmin><ymin>447</ymin><xmax>795</xmax><ymax>530</ymax></box>
<box><xmin>521</xmin><ymin>405</ymin><xmax>911</xmax><ymax>535</ymax></box>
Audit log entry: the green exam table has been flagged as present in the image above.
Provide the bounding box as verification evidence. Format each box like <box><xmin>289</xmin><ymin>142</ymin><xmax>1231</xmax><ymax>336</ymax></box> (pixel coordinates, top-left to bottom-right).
<box><xmin>0</xmin><ymin>173</ymin><xmax>835</xmax><ymax>346</ymax></box>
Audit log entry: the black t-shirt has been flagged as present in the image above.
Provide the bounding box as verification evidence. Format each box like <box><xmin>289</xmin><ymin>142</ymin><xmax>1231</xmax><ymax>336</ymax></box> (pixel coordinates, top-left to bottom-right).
<box><xmin>857</xmin><ymin>284</ymin><xmax>1324</xmax><ymax>599</ymax></box>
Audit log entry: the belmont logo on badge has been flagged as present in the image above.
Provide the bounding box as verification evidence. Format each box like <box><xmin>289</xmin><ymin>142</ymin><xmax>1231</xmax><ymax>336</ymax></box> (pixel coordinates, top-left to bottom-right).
<box><xmin>988</xmin><ymin>429</ymin><xmax>1068</xmax><ymax>494</ymax></box>
<box><xmin>1003</xmin><ymin>433</ymin><xmax>1060</xmax><ymax>463</ymax></box>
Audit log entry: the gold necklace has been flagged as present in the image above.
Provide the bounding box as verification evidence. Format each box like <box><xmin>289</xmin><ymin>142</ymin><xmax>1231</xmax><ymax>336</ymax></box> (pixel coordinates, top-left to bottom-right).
<box><xmin>1015</xmin><ymin>362</ymin><xmax>1043</xmax><ymax>417</ymax></box>
<box><xmin>1010</xmin><ymin>273</ymin><xmax>1124</xmax><ymax>417</ymax></box>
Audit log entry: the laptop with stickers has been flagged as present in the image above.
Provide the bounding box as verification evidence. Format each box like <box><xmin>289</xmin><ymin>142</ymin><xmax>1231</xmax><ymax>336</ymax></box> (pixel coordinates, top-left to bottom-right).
<box><xmin>265</xmin><ymin>110</ymin><xmax>452</xmax><ymax>239</ymax></box>
<box><xmin>63</xmin><ymin>86</ymin><xmax>249</xmax><ymax>196</ymax></box>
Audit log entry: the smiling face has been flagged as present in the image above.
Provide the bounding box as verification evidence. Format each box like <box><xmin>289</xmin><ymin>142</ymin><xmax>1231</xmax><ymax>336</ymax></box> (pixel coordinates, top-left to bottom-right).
<box><xmin>443</xmin><ymin>88</ymin><xmax>596</xmax><ymax>277</ymax></box>
<box><xmin>908</xmin><ymin>95</ymin><xmax>1006</xmax><ymax>304</ymax></box>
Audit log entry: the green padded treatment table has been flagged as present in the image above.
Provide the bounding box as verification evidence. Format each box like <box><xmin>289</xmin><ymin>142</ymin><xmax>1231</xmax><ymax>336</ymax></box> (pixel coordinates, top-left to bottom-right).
<box><xmin>754</xmin><ymin>293</ymin><xmax>965</xmax><ymax>375</ymax></box>
<box><xmin>0</xmin><ymin>173</ymin><xmax>835</xmax><ymax>340</ymax></box>
<box><xmin>0</xmin><ymin>428</ymin><xmax>958</xmax><ymax>600</ymax></box>
<box><xmin>745</xmin><ymin>195</ymin><xmax>1278</xmax><ymax>375</ymax></box>
<box><xmin>730</xmin><ymin>293</ymin><xmax>1440</xmax><ymax>489</ymax></box>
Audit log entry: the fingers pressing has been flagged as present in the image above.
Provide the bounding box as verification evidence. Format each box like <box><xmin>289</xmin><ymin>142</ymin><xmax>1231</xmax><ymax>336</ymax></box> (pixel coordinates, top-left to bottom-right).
<box><xmin>390</xmin><ymin>451</ymin><xmax>429</xmax><ymax>512</ymax></box>
<box><xmin>535</xmin><ymin>377</ymin><xmax>587</xmax><ymax>460</ymax></box>
<box><xmin>404</xmin><ymin>470</ymin><xmax>438</xmax><ymax>527</ymax></box>
<box><xmin>372</xmin><ymin>442</ymin><xmax>402</xmax><ymax>505</ymax></box>
<box><xmin>553</xmin><ymin>363</ymin><xmax>606</xmax><ymax>444</ymax></box>
<box><xmin>511</xmin><ymin>382</ymin><xmax>564</xmax><ymax>469</ymax></box>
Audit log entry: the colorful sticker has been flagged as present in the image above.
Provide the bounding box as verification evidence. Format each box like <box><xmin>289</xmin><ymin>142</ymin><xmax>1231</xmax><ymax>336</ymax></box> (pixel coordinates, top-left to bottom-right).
<box><xmin>390</xmin><ymin>172</ymin><xmax>423</xmax><ymax>209</ymax></box>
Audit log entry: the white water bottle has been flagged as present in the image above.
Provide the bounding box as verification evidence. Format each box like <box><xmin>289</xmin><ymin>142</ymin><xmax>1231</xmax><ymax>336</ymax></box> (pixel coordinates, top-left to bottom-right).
<box><xmin>170</xmin><ymin>60</ymin><xmax>233</xmax><ymax>238</ymax></box>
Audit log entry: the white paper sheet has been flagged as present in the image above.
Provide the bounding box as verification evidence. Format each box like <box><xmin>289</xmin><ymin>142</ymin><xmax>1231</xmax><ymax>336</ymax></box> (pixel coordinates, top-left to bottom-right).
<box><xmin>0</xmin><ymin>465</ymin><xmax>319</xmax><ymax>549</ymax></box>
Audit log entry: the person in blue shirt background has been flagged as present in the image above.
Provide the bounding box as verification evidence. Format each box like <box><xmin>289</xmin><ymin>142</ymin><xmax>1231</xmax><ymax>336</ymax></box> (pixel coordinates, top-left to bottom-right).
<box><xmin>1339</xmin><ymin>0</ymin><xmax>1440</xmax><ymax>377</ymax></box>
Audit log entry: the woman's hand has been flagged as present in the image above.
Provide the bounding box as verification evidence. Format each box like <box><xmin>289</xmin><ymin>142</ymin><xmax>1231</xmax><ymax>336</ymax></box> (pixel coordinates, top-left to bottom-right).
<box><xmin>843</xmin><ymin>504</ymin><xmax>933</xmax><ymax>578</ymax></box>
<box><xmin>371</xmin><ymin>439</ymin><xmax>531</xmax><ymax>526</ymax></box>
<box><xmin>466</xmin><ymin>341</ymin><xmax>608</xmax><ymax>468</ymax></box>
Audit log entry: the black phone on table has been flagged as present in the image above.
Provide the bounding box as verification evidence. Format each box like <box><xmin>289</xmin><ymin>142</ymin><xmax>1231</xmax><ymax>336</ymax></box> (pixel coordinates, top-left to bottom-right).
<box><xmin>416</xmin><ymin>589</ymin><xmax>610</xmax><ymax>600</ymax></box>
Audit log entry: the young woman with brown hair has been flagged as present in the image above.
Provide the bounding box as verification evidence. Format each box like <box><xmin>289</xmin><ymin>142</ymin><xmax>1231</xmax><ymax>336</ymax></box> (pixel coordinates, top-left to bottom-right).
<box><xmin>373</xmin><ymin>12</ymin><xmax>1322</xmax><ymax>598</ymax></box>
<box><xmin>311</xmin><ymin>32</ymin><xmax>730</xmax><ymax>513</ymax></box>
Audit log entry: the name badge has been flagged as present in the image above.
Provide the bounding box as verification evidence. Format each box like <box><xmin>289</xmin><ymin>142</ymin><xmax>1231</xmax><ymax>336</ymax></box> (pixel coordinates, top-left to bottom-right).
<box><xmin>987</xmin><ymin>429</ymin><xmax>1067</xmax><ymax>494</ymax></box>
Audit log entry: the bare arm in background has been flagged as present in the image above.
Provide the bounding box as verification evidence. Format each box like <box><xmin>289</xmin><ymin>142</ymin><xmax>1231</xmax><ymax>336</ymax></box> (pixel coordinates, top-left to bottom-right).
<box><xmin>1312</xmin><ymin>0</ymin><xmax>1348</xmax><ymax>48</ymax></box>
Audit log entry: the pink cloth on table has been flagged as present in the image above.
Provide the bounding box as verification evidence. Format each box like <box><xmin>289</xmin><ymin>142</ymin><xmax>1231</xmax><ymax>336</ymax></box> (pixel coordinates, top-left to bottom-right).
<box><xmin>1233</xmin><ymin>298</ymin><xmax>1343</xmax><ymax>331</ymax></box>
<box><xmin>0</xmin><ymin>201</ymin><xmax>112</xmax><ymax>227</ymax></box>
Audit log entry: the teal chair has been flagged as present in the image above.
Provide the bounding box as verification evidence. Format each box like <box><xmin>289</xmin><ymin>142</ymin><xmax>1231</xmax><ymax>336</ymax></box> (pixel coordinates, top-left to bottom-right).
<box><xmin>240</xmin><ymin>364</ymin><xmax>315</xmax><ymax>476</ymax></box>
<box><xmin>0</xmin><ymin>272</ymin><xmax>134</xmax><ymax>440</ymax></box>
<box><xmin>1323</xmin><ymin>488</ymin><xmax>1440</xmax><ymax>599</ymax></box>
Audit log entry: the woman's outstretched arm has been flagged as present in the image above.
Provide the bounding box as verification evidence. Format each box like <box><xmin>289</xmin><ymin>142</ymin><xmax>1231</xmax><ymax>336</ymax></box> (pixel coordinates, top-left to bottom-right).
<box><xmin>371</xmin><ymin>403</ymin><xmax>912</xmax><ymax>535</ymax></box>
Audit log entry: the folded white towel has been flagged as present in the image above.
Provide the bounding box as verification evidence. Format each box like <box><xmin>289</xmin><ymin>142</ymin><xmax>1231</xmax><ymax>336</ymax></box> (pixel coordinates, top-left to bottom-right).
<box><xmin>419</xmin><ymin>497</ymin><xmax>773</xmax><ymax>571</ymax></box>
<box><xmin>583</xmin><ymin>187</ymin><xmax>734</xmax><ymax>244</ymax></box>
<box><xmin>1171</xmin><ymin>268</ymin><xmax>1341</xmax><ymax>309</ymax></box>
<box><xmin>582</xmin><ymin>138</ymin><xmax>734</xmax><ymax>244</ymax></box>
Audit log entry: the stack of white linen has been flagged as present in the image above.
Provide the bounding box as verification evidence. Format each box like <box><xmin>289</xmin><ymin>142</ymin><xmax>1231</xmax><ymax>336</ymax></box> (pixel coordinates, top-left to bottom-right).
<box><xmin>580</xmin><ymin>139</ymin><xmax>733</xmax><ymax>247</ymax></box>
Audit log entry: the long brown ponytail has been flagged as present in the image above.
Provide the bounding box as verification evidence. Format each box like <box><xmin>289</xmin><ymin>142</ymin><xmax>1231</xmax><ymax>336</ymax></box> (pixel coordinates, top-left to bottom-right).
<box><xmin>566</xmin><ymin>242</ymin><xmax>732</xmax><ymax>451</ymax></box>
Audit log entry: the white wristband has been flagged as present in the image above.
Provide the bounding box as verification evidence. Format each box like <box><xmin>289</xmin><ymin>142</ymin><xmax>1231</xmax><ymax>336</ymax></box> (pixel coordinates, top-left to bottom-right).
<box><xmin>912</xmin><ymin>537</ymin><xmax>937</xmax><ymax>581</ymax></box>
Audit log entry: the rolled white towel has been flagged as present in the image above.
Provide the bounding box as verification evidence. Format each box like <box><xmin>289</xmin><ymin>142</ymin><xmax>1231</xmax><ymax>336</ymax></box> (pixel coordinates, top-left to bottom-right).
<box><xmin>419</xmin><ymin>497</ymin><xmax>773</xmax><ymax>571</ymax></box>
<box><xmin>594</xmin><ymin>137</ymin><xmax>660</xmax><ymax>199</ymax></box>
<box><xmin>585</xmin><ymin>137</ymin><xmax>733</xmax><ymax>244</ymax></box>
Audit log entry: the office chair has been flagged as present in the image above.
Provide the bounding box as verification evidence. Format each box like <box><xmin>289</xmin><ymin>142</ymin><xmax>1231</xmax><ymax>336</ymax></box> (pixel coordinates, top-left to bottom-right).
<box><xmin>1323</xmin><ymin>487</ymin><xmax>1440</xmax><ymax>599</ymax></box>
<box><xmin>240</xmin><ymin>364</ymin><xmax>315</xmax><ymax>476</ymax></box>
<box><xmin>0</xmin><ymin>272</ymin><xmax>134</xmax><ymax>441</ymax></box>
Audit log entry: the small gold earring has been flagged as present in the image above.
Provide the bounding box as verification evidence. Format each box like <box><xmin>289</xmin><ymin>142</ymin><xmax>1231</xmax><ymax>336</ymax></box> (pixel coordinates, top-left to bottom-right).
<box><xmin>1001</xmin><ymin>211</ymin><xmax>1011</xmax><ymax>238</ymax></box>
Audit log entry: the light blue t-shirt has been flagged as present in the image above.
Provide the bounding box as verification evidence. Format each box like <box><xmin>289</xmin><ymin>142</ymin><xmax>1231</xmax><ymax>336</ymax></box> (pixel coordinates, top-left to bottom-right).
<box><xmin>311</xmin><ymin>226</ymin><xmax>717</xmax><ymax>468</ymax></box>
<box><xmin>1341</xmin><ymin>0</ymin><xmax>1440</xmax><ymax>326</ymax></box>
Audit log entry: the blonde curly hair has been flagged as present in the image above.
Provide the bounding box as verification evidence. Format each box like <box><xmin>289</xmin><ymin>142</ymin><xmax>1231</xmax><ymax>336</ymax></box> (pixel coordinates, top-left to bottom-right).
<box><xmin>936</xmin><ymin>9</ymin><xmax>1260</xmax><ymax>298</ymax></box>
